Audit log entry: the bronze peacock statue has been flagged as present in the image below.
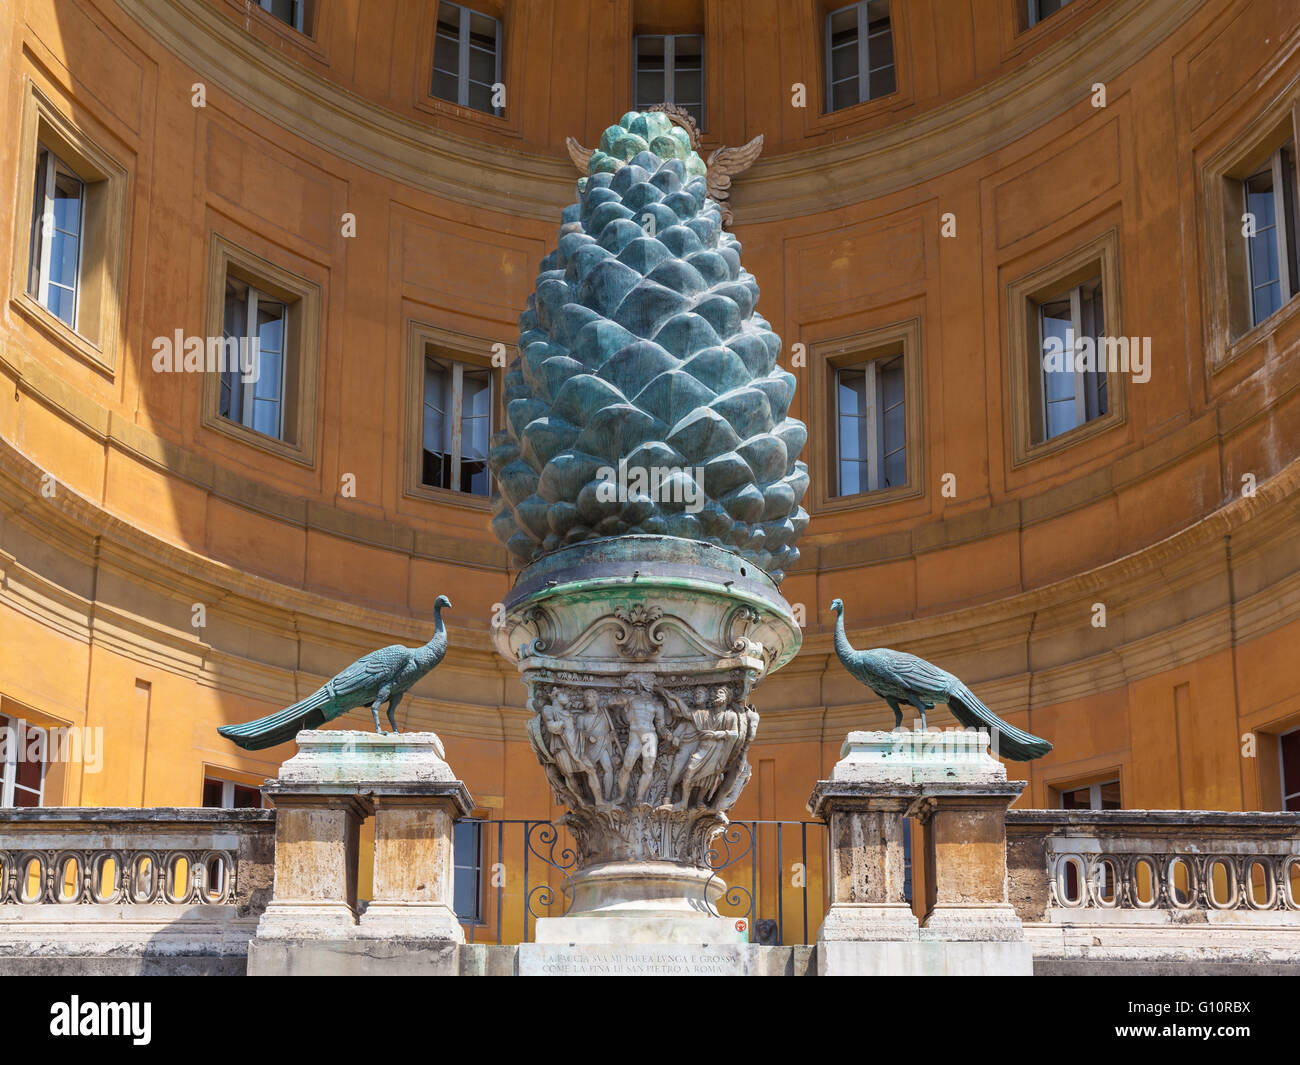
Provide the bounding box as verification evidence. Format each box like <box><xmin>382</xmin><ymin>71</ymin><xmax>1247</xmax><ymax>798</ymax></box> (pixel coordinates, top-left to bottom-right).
<box><xmin>830</xmin><ymin>598</ymin><xmax>1051</xmax><ymax>761</ymax></box>
<box><xmin>217</xmin><ymin>596</ymin><xmax>452</xmax><ymax>750</ymax></box>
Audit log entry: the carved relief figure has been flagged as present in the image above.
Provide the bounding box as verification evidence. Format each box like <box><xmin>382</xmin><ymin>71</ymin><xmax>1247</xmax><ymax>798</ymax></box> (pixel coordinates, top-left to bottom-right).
<box><xmin>575</xmin><ymin>688</ymin><xmax>618</xmax><ymax>808</ymax></box>
<box><xmin>540</xmin><ymin>689</ymin><xmax>607</xmax><ymax>807</ymax></box>
<box><xmin>712</xmin><ymin>702</ymin><xmax>760</xmax><ymax>811</ymax></box>
<box><xmin>658</xmin><ymin>684</ymin><xmax>731</xmax><ymax>810</ymax></box>
<box><xmin>609</xmin><ymin>674</ymin><xmax>672</xmax><ymax>806</ymax></box>
<box><xmin>659</xmin><ymin>685</ymin><xmax>708</xmax><ymax>808</ymax></box>
<box><xmin>701</xmin><ymin>685</ymin><xmax>744</xmax><ymax>804</ymax></box>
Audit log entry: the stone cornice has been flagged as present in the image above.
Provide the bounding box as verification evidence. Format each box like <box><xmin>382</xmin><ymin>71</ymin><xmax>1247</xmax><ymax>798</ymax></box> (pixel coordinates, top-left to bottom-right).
<box><xmin>3</xmin><ymin>436</ymin><xmax>1298</xmax><ymax>740</ymax></box>
<box><xmin>806</xmin><ymin>456</ymin><xmax>1300</xmax><ymax>660</ymax></box>
<box><xmin>0</xmin><ymin>437</ymin><xmax>508</xmax><ymax>671</ymax></box>
<box><xmin>105</xmin><ymin>0</ymin><xmax>1203</xmax><ymax>224</ymax></box>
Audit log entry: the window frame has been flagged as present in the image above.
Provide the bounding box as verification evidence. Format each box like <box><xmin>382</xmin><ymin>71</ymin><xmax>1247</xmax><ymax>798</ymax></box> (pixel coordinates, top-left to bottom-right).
<box><xmin>1199</xmin><ymin>95</ymin><xmax>1300</xmax><ymax>371</ymax></box>
<box><xmin>202</xmin><ymin>776</ymin><xmax>264</xmax><ymax>809</ymax></box>
<box><xmin>28</xmin><ymin>147</ymin><xmax>86</xmax><ymax>331</ymax></box>
<box><xmin>824</xmin><ymin>0</ymin><xmax>896</xmax><ymax>114</ymax></box>
<box><xmin>809</xmin><ymin>317</ymin><xmax>924</xmax><ymax>513</ymax></box>
<box><xmin>10</xmin><ymin>78</ymin><xmax>129</xmax><ymax>376</ymax></box>
<box><xmin>1034</xmin><ymin>275</ymin><xmax>1108</xmax><ymax>443</ymax></box>
<box><xmin>259</xmin><ymin>0</ymin><xmax>307</xmax><ymax>33</ymax></box>
<box><xmin>1281</xmin><ymin>727</ymin><xmax>1300</xmax><ymax>812</ymax></box>
<box><xmin>202</xmin><ymin>233</ymin><xmax>321</xmax><ymax>466</ymax></box>
<box><xmin>634</xmin><ymin>34</ymin><xmax>705</xmax><ymax>128</ymax></box>
<box><xmin>404</xmin><ymin>321</ymin><xmax>499</xmax><ymax>509</ymax></box>
<box><xmin>0</xmin><ymin>714</ymin><xmax>46</xmax><ymax>808</ymax></box>
<box><xmin>1005</xmin><ymin>227</ymin><xmax>1125</xmax><ymax>466</ymax></box>
<box><xmin>1023</xmin><ymin>0</ymin><xmax>1075</xmax><ymax>30</ymax></box>
<box><xmin>220</xmin><ymin>277</ymin><xmax>289</xmax><ymax>442</ymax></box>
<box><xmin>421</xmin><ymin>354</ymin><xmax>493</xmax><ymax>497</ymax></box>
<box><xmin>1056</xmin><ymin>778</ymin><xmax>1121</xmax><ymax>810</ymax></box>
<box><xmin>453</xmin><ymin>818</ymin><xmax>485</xmax><ymax>926</ymax></box>
<box><xmin>833</xmin><ymin>352</ymin><xmax>907</xmax><ymax>497</ymax></box>
<box><xmin>431</xmin><ymin>1</ymin><xmax>504</xmax><ymax>116</ymax></box>
<box><xmin>1241</xmin><ymin>143</ymin><xmax>1299</xmax><ymax>329</ymax></box>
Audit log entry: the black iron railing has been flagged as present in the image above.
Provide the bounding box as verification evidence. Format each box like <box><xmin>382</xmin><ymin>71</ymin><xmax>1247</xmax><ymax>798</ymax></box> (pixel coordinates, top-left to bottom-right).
<box><xmin>455</xmin><ymin>817</ymin><xmax>829</xmax><ymax>946</ymax></box>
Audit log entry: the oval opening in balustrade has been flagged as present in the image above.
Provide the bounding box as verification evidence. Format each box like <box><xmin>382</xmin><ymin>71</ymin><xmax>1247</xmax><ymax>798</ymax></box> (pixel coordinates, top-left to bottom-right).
<box><xmin>1247</xmin><ymin>860</ymin><xmax>1274</xmax><ymax>909</ymax></box>
<box><xmin>202</xmin><ymin>853</ymin><xmax>227</xmax><ymax>903</ymax></box>
<box><xmin>1287</xmin><ymin>858</ymin><xmax>1300</xmax><ymax>909</ymax></box>
<box><xmin>19</xmin><ymin>853</ymin><xmax>45</xmax><ymax>903</ymax></box>
<box><xmin>1057</xmin><ymin>855</ymin><xmax>1086</xmax><ymax>906</ymax></box>
<box><xmin>1207</xmin><ymin>858</ymin><xmax>1236</xmax><ymax>909</ymax></box>
<box><xmin>131</xmin><ymin>855</ymin><xmax>156</xmax><ymax>902</ymax></box>
<box><xmin>166</xmin><ymin>854</ymin><xmax>191</xmax><ymax>903</ymax></box>
<box><xmin>1133</xmin><ymin>857</ymin><xmax>1158</xmax><ymax>907</ymax></box>
<box><xmin>1094</xmin><ymin>856</ymin><xmax>1120</xmax><ymax>906</ymax></box>
<box><xmin>1167</xmin><ymin>856</ymin><xmax>1196</xmax><ymax>907</ymax></box>
<box><xmin>91</xmin><ymin>854</ymin><xmax>119</xmax><ymax>903</ymax></box>
<box><xmin>55</xmin><ymin>854</ymin><xmax>81</xmax><ymax>903</ymax></box>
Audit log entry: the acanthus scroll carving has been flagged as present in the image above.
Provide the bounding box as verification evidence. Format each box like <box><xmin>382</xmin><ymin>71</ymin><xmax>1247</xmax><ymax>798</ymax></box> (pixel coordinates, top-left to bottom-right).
<box><xmin>613</xmin><ymin>605</ymin><xmax>665</xmax><ymax>661</ymax></box>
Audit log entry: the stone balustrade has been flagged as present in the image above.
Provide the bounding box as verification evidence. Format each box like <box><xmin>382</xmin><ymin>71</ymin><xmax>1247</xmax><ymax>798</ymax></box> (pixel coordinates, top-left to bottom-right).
<box><xmin>0</xmin><ymin>808</ymin><xmax>275</xmax><ymax>975</ymax></box>
<box><xmin>1</xmin><ymin>802</ymin><xmax>1298</xmax><ymax>974</ymax></box>
<box><xmin>1007</xmin><ymin>810</ymin><xmax>1300</xmax><ymax>974</ymax></box>
<box><xmin>0</xmin><ymin>808</ymin><xmax>274</xmax><ymax>910</ymax></box>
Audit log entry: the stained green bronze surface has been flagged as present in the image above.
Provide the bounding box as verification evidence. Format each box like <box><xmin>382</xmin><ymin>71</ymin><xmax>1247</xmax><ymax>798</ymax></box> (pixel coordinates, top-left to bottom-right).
<box><xmin>488</xmin><ymin>111</ymin><xmax>809</xmax><ymax>582</ymax></box>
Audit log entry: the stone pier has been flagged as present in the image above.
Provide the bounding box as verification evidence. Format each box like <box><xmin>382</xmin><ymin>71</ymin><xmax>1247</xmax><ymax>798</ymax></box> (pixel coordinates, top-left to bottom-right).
<box><xmin>808</xmin><ymin>729</ymin><xmax>1033</xmax><ymax>976</ymax></box>
<box><xmin>246</xmin><ymin>730</ymin><xmax>473</xmax><ymax>975</ymax></box>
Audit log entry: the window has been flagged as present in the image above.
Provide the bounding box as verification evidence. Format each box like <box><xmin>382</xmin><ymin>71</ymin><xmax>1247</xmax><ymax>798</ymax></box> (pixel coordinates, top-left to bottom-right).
<box><xmin>202</xmin><ymin>776</ymin><xmax>263</xmax><ymax>809</ymax></box>
<box><xmin>1022</xmin><ymin>0</ymin><xmax>1075</xmax><ymax>29</ymax></box>
<box><xmin>1</xmin><ymin>715</ymin><xmax>46</xmax><ymax>808</ymax></box>
<box><xmin>453</xmin><ymin>819</ymin><xmax>484</xmax><ymax>923</ymax></box>
<box><xmin>1202</xmin><ymin>103</ymin><xmax>1300</xmax><ymax>364</ymax></box>
<box><xmin>259</xmin><ymin>0</ymin><xmax>308</xmax><ymax>32</ymax></box>
<box><xmin>202</xmin><ymin>234</ymin><xmax>321</xmax><ymax>463</ymax></box>
<box><xmin>220</xmin><ymin>277</ymin><xmax>288</xmax><ymax>440</ymax></box>
<box><xmin>422</xmin><ymin>354</ymin><xmax>493</xmax><ymax>497</ymax></box>
<box><xmin>635</xmin><ymin>35</ymin><xmax>704</xmax><ymax>128</ymax></box>
<box><xmin>1006</xmin><ymin>229</ymin><xmax>1123</xmax><ymax>462</ymax></box>
<box><xmin>431</xmin><ymin>1</ymin><xmax>502</xmax><ymax>115</ymax></box>
<box><xmin>1281</xmin><ymin>728</ymin><xmax>1300</xmax><ymax>812</ymax></box>
<box><xmin>825</xmin><ymin>1</ymin><xmax>895</xmax><ymax>113</ymax></box>
<box><xmin>11</xmin><ymin>80</ymin><xmax>129</xmax><ymax>373</ymax></box>
<box><xmin>1241</xmin><ymin>142</ymin><xmax>1300</xmax><ymax>328</ymax></box>
<box><xmin>1058</xmin><ymin>779</ymin><xmax>1121</xmax><ymax>810</ymax></box>
<box><xmin>27</xmin><ymin>146</ymin><xmax>84</xmax><ymax>329</ymax></box>
<box><xmin>1058</xmin><ymin>778</ymin><xmax>1119</xmax><ymax>900</ymax></box>
<box><xmin>812</xmin><ymin>319</ymin><xmax>922</xmax><ymax>510</ymax></box>
<box><xmin>835</xmin><ymin>354</ymin><xmax>906</xmax><ymax>495</ymax></box>
<box><xmin>1035</xmin><ymin>275</ymin><xmax>1107</xmax><ymax>442</ymax></box>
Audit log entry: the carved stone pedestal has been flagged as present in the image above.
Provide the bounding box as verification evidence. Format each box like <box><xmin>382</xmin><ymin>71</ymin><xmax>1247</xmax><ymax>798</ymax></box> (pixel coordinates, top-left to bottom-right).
<box><xmin>808</xmin><ymin>729</ymin><xmax>1033</xmax><ymax>976</ymax></box>
<box><xmin>254</xmin><ymin>792</ymin><xmax>370</xmax><ymax>940</ymax></box>
<box><xmin>247</xmin><ymin>730</ymin><xmax>473</xmax><ymax>975</ymax></box>
<box><xmin>495</xmin><ymin>537</ymin><xmax>800</xmax><ymax>967</ymax></box>
<box><xmin>533</xmin><ymin>859</ymin><xmax>744</xmax><ymax>945</ymax></box>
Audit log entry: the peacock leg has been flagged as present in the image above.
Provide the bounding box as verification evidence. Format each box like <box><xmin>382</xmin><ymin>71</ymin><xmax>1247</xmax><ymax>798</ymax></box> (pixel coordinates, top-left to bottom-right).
<box><xmin>885</xmin><ymin>697</ymin><xmax>904</xmax><ymax>730</ymax></box>
<box><xmin>386</xmin><ymin>692</ymin><xmax>403</xmax><ymax>734</ymax></box>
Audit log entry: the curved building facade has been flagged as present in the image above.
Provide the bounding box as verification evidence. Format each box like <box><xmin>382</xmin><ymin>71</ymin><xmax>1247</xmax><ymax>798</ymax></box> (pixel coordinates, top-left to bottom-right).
<box><xmin>2</xmin><ymin>0</ymin><xmax>1299</xmax><ymax>865</ymax></box>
